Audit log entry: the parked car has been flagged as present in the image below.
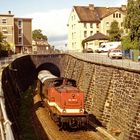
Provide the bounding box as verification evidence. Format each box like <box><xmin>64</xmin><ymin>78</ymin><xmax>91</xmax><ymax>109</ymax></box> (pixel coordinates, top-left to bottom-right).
<box><xmin>108</xmin><ymin>49</ymin><xmax>122</xmax><ymax>59</ymax></box>
<box><xmin>83</xmin><ymin>48</ymin><xmax>93</xmax><ymax>53</ymax></box>
<box><xmin>96</xmin><ymin>42</ymin><xmax>121</xmax><ymax>53</ymax></box>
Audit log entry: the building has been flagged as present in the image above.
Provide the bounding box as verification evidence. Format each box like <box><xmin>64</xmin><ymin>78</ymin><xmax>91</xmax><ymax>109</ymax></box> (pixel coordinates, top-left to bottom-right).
<box><xmin>14</xmin><ymin>18</ymin><xmax>32</xmax><ymax>53</ymax></box>
<box><xmin>0</xmin><ymin>11</ymin><xmax>32</xmax><ymax>54</ymax></box>
<box><xmin>0</xmin><ymin>11</ymin><xmax>15</xmax><ymax>51</ymax></box>
<box><xmin>32</xmin><ymin>39</ymin><xmax>50</xmax><ymax>54</ymax></box>
<box><xmin>67</xmin><ymin>4</ymin><xmax>127</xmax><ymax>52</ymax></box>
<box><xmin>82</xmin><ymin>32</ymin><xmax>108</xmax><ymax>52</ymax></box>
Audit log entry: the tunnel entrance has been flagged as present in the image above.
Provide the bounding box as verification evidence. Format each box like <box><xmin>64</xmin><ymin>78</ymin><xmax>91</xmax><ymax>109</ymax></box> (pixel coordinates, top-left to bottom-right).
<box><xmin>36</xmin><ymin>62</ymin><xmax>60</xmax><ymax>77</ymax></box>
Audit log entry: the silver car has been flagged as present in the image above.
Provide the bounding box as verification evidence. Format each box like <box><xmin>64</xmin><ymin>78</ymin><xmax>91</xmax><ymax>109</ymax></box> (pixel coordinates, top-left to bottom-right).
<box><xmin>108</xmin><ymin>49</ymin><xmax>122</xmax><ymax>59</ymax></box>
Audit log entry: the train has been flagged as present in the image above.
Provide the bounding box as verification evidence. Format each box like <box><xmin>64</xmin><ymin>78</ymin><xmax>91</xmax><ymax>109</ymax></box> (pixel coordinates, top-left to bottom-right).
<box><xmin>37</xmin><ymin>70</ymin><xmax>88</xmax><ymax>130</ymax></box>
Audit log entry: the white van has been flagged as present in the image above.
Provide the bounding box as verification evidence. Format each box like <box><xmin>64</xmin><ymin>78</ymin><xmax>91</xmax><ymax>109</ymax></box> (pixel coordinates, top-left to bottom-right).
<box><xmin>96</xmin><ymin>42</ymin><xmax>121</xmax><ymax>53</ymax></box>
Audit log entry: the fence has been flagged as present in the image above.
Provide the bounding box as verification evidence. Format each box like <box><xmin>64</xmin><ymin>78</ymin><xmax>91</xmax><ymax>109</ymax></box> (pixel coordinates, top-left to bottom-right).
<box><xmin>0</xmin><ymin>54</ymin><xmax>26</xmax><ymax>140</ymax></box>
<box><xmin>69</xmin><ymin>53</ymin><xmax>140</xmax><ymax>72</ymax></box>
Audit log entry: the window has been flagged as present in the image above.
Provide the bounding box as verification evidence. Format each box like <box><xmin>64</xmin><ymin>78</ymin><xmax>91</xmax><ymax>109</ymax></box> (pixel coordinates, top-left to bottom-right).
<box><xmin>72</xmin><ymin>33</ymin><xmax>74</xmax><ymax>39</ymax></box>
<box><xmin>2</xmin><ymin>27</ymin><xmax>8</xmax><ymax>33</ymax></box>
<box><xmin>18</xmin><ymin>37</ymin><xmax>22</xmax><ymax>44</ymax></box>
<box><xmin>3</xmin><ymin>36</ymin><xmax>7</xmax><ymax>41</ymax></box>
<box><xmin>84</xmin><ymin>23</ymin><xmax>87</xmax><ymax>28</ymax></box>
<box><xmin>72</xmin><ymin>25</ymin><xmax>73</xmax><ymax>29</ymax></box>
<box><xmin>72</xmin><ymin>42</ymin><xmax>74</xmax><ymax>48</ymax></box>
<box><xmin>84</xmin><ymin>31</ymin><xmax>87</xmax><ymax>38</ymax></box>
<box><xmin>90</xmin><ymin>23</ymin><xmax>93</xmax><ymax>28</ymax></box>
<box><xmin>96</xmin><ymin>23</ymin><xmax>99</xmax><ymax>28</ymax></box>
<box><xmin>113</xmin><ymin>14</ymin><xmax>115</xmax><ymax>18</ymax></box>
<box><xmin>106</xmin><ymin>22</ymin><xmax>109</xmax><ymax>27</ymax></box>
<box><xmin>18</xmin><ymin>29</ymin><xmax>22</xmax><ymax>35</ymax></box>
<box><xmin>71</xmin><ymin>16</ymin><xmax>73</xmax><ymax>21</ymax></box>
<box><xmin>90</xmin><ymin>31</ymin><xmax>93</xmax><ymax>36</ymax></box>
<box><xmin>116</xmin><ymin>13</ymin><xmax>118</xmax><ymax>18</ymax></box>
<box><xmin>2</xmin><ymin>18</ymin><xmax>7</xmax><ymax>24</ymax></box>
<box><xmin>74</xmin><ymin>24</ymin><xmax>76</xmax><ymax>30</ymax></box>
<box><xmin>18</xmin><ymin>20</ymin><xmax>22</xmax><ymax>27</ymax></box>
<box><xmin>119</xmin><ymin>14</ymin><xmax>121</xmax><ymax>18</ymax></box>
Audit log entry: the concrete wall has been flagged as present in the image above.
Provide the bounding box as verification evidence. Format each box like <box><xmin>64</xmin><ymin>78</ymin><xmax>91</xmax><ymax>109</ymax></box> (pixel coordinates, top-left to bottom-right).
<box><xmin>2</xmin><ymin>54</ymin><xmax>140</xmax><ymax>140</ymax></box>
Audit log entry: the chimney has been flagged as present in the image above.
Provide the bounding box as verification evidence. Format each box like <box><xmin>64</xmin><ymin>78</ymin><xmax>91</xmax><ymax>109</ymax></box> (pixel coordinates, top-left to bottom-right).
<box><xmin>89</xmin><ymin>4</ymin><xmax>94</xmax><ymax>10</ymax></box>
<box><xmin>8</xmin><ymin>11</ymin><xmax>11</xmax><ymax>14</ymax></box>
<box><xmin>121</xmin><ymin>5</ymin><xmax>126</xmax><ymax>11</ymax></box>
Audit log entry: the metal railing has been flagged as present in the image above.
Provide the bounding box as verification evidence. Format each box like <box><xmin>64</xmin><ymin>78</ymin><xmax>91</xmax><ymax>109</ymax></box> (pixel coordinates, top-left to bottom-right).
<box><xmin>69</xmin><ymin>53</ymin><xmax>140</xmax><ymax>72</ymax></box>
<box><xmin>0</xmin><ymin>54</ymin><xmax>25</xmax><ymax>140</ymax></box>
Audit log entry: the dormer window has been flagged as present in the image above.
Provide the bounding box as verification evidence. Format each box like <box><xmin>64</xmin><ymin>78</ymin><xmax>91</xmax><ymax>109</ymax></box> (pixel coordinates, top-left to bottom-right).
<box><xmin>119</xmin><ymin>13</ymin><xmax>121</xmax><ymax>18</ymax></box>
<box><xmin>113</xmin><ymin>13</ymin><xmax>121</xmax><ymax>18</ymax></box>
<box><xmin>113</xmin><ymin>14</ymin><xmax>115</xmax><ymax>18</ymax></box>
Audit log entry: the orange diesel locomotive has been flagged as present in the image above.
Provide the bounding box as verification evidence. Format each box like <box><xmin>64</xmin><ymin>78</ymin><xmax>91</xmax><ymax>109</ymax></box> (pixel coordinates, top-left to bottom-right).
<box><xmin>37</xmin><ymin>70</ymin><xmax>88</xmax><ymax>130</ymax></box>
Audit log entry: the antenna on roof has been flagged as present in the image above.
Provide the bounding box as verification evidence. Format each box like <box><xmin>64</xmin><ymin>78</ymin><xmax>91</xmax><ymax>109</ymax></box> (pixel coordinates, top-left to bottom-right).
<box><xmin>8</xmin><ymin>11</ymin><xmax>11</xmax><ymax>14</ymax></box>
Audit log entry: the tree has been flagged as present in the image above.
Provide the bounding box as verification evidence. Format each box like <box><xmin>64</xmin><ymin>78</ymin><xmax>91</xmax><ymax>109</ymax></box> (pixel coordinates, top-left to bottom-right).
<box><xmin>124</xmin><ymin>0</ymin><xmax>140</xmax><ymax>49</ymax></box>
<box><xmin>32</xmin><ymin>29</ymin><xmax>48</xmax><ymax>41</ymax></box>
<box><xmin>107</xmin><ymin>20</ymin><xmax>122</xmax><ymax>41</ymax></box>
<box><xmin>0</xmin><ymin>32</ymin><xmax>4</xmax><ymax>42</ymax></box>
<box><xmin>0</xmin><ymin>32</ymin><xmax>10</xmax><ymax>51</ymax></box>
<box><xmin>0</xmin><ymin>32</ymin><xmax>11</xmax><ymax>57</ymax></box>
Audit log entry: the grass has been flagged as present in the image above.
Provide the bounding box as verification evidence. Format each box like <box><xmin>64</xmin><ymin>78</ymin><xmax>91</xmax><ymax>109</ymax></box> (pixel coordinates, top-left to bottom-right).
<box><xmin>19</xmin><ymin>86</ymin><xmax>39</xmax><ymax>140</ymax></box>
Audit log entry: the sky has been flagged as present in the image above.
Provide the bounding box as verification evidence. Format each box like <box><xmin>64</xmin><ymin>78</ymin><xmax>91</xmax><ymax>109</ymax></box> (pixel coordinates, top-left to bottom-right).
<box><xmin>0</xmin><ymin>0</ymin><xmax>127</xmax><ymax>50</ymax></box>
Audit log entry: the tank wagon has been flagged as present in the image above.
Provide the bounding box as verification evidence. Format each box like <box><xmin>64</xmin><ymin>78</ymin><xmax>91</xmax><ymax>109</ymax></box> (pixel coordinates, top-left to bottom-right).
<box><xmin>37</xmin><ymin>70</ymin><xmax>88</xmax><ymax>130</ymax></box>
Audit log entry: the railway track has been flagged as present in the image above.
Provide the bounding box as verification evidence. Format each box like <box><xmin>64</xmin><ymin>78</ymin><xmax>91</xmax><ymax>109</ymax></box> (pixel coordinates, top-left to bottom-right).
<box><xmin>33</xmin><ymin>93</ymin><xmax>106</xmax><ymax>140</ymax></box>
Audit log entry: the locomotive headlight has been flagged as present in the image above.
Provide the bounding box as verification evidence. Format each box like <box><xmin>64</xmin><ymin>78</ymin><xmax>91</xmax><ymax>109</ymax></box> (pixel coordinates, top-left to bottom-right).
<box><xmin>79</xmin><ymin>107</ymin><xmax>83</xmax><ymax>112</ymax></box>
<box><xmin>63</xmin><ymin>108</ymin><xmax>66</xmax><ymax>112</ymax></box>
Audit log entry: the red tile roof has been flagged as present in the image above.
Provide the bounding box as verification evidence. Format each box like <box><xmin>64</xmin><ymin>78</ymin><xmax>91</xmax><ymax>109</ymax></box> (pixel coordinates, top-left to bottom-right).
<box><xmin>74</xmin><ymin>5</ymin><xmax>126</xmax><ymax>23</ymax></box>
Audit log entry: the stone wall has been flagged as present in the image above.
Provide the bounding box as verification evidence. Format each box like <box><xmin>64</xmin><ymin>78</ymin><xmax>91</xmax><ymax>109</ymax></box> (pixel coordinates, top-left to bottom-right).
<box><xmin>63</xmin><ymin>55</ymin><xmax>140</xmax><ymax>140</ymax></box>
<box><xmin>2</xmin><ymin>54</ymin><xmax>140</xmax><ymax>140</ymax></box>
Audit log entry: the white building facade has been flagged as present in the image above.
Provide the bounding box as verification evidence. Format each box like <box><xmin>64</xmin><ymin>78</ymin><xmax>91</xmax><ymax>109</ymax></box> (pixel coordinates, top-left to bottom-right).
<box><xmin>67</xmin><ymin>4</ymin><xmax>126</xmax><ymax>52</ymax></box>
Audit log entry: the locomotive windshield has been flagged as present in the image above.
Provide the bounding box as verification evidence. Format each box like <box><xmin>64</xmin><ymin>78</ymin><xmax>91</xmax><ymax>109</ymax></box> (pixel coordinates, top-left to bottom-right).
<box><xmin>52</xmin><ymin>78</ymin><xmax>76</xmax><ymax>87</ymax></box>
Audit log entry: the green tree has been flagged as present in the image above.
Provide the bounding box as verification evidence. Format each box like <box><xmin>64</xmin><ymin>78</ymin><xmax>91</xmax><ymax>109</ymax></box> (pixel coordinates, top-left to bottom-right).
<box><xmin>32</xmin><ymin>29</ymin><xmax>48</xmax><ymax>40</ymax></box>
<box><xmin>0</xmin><ymin>32</ymin><xmax>10</xmax><ymax>51</ymax></box>
<box><xmin>124</xmin><ymin>0</ymin><xmax>140</xmax><ymax>49</ymax></box>
<box><xmin>0</xmin><ymin>32</ymin><xmax>4</xmax><ymax>42</ymax></box>
<box><xmin>108</xmin><ymin>20</ymin><xmax>122</xmax><ymax>41</ymax></box>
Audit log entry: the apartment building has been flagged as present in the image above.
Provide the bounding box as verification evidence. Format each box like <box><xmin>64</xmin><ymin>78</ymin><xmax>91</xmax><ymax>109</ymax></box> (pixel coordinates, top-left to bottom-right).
<box><xmin>67</xmin><ymin>4</ymin><xmax>127</xmax><ymax>52</ymax></box>
<box><xmin>0</xmin><ymin>11</ymin><xmax>15</xmax><ymax>51</ymax></box>
<box><xmin>14</xmin><ymin>18</ymin><xmax>32</xmax><ymax>53</ymax></box>
<box><xmin>0</xmin><ymin>11</ymin><xmax>32</xmax><ymax>54</ymax></box>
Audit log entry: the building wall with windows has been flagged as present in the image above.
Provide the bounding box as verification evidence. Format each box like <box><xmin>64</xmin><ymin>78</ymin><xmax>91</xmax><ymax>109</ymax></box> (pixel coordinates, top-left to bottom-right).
<box><xmin>67</xmin><ymin>4</ymin><xmax>126</xmax><ymax>52</ymax></box>
<box><xmin>14</xmin><ymin>18</ymin><xmax>32</xmax><ymax>53</ymax></box>
<box><xmin>100</xmin><ymin>11</ymin><xmax>126</xmax><ymax>36</ymax></box>
<box><xmin>67</xmin><ymin>8</ymin><xmax>97</xmax><ymax>52</ymax></box>
<box><xmin>67</xmin><ymin>8</ymin><xmax>81</xmax><ymax>52</ymax></box>
<box><xmin>0</xmin><ymin>13</ymin><xmax>15</xmax><ymax>51</ymax></box>
<box><xmin>0</xmin><ymin>12</ymin><xmax>32</xmax><ymax>54</ymax></box>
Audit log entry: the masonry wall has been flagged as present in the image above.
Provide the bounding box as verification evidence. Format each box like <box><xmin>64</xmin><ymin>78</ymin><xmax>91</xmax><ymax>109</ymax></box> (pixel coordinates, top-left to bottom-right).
<box><xmin>62</xmin><ymin>55</ymin><xmax>140</xmax><ymax>140</ymax></box>
<box><xmin>2</xmin><ymin>54</ymin><xmax>140</xmax><ymax>140</ymax></box>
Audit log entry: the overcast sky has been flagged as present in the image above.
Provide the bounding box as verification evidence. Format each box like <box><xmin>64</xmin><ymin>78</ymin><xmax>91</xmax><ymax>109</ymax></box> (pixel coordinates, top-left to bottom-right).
<box><xmin>0</xmin><ymin>0</ymin><xmax>127</xmax><ymax>49</ymax></box>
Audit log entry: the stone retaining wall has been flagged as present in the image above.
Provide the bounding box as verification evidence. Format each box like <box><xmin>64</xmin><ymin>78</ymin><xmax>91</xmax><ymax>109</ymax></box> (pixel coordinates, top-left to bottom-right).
<box><xmin>63</xmin><ymin>55</ymin><xmax>140</xmax><ymax>140</ymax></box>
<box><xmin>2</xmin><ymin>54</ymin><xmax>140</xmax><ymax>140</ymax></box>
